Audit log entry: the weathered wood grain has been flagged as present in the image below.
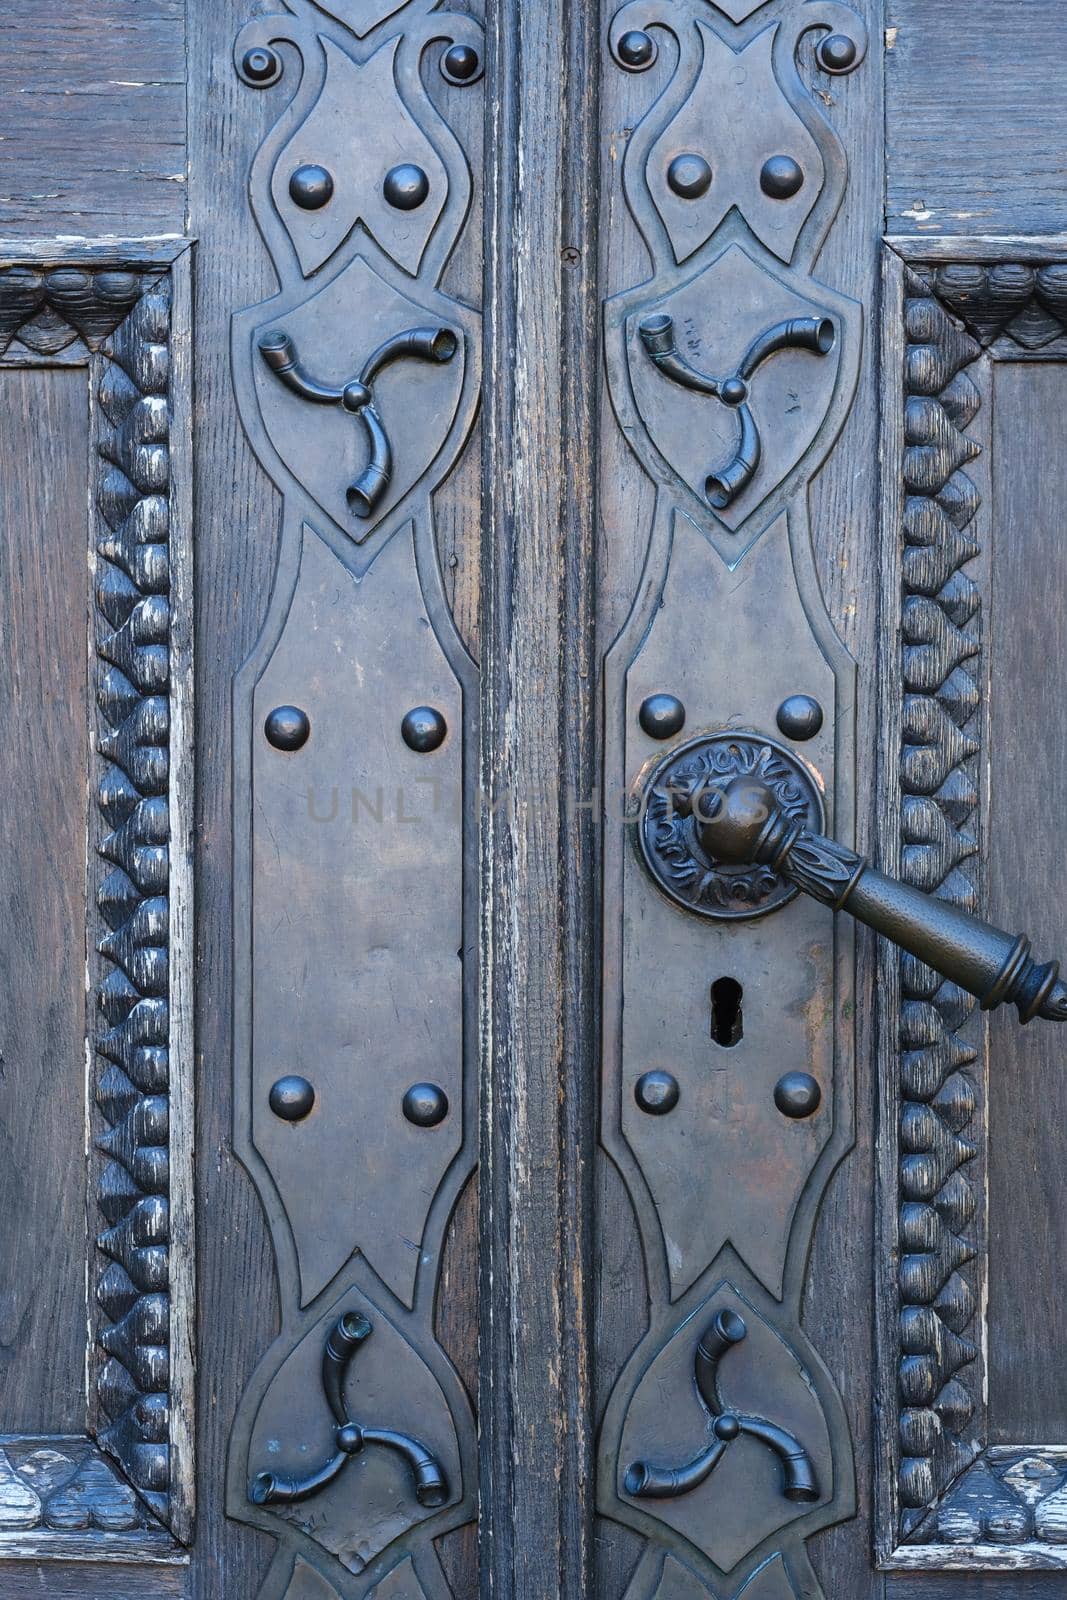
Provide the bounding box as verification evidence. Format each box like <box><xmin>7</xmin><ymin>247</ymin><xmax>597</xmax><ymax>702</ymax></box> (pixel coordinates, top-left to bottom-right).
<box><xmin>184</xmin><ymin>4</ymin><xmax>288</xmax><ymax>1593</ymax></box>
<box><xmin>0</xmin><ymin>2</ymin><xmax>186</xmax><ymax>239</ymax></box>
<box><xmin>886</xmin><ymin>0</ymin><xmax>1067</xmax><ymax>237</ymax></box>
<box><xmin>478</xmin><ymin>0</ymin><xmax>598</xmax><ymax>1593</ymax></box>
<box><xmin>802</xmin><ymin>13</ymin><xmax>887</xmax><ymax>1591</ymax></box>
<box><xmin>0</xmin><ymin>367</ymin><xmax>91</xmax><ymax>1435</ymax></box>
<box><xmin>0</xmin><ymin>1558</ymin><xmax>185</xmax><ymax>1594</ymax></box>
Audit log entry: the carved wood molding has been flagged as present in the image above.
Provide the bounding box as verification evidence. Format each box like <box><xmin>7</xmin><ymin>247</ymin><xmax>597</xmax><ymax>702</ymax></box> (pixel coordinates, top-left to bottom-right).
<box><xmin>922</xmin><ymin>262</ymin><xmax>1067</xmax><ymax>353</ymax></box>
<box><xmin>879</xmin><ymin>243</ymin><xmax>1067</xmax><ymax>1572</ymax></box>
<box><xmin>0</xmin><ymin>244</ymin><xmax>194</xmax><ymax>1562</ymax></box>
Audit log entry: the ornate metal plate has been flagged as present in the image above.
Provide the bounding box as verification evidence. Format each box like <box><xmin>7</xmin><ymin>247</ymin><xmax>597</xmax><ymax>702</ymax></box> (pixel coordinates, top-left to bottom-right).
<box><xmin>228</xmin><ymin>4</ymin><xmax>483</xmax><ymax>1596</ymax></box>
<box><xmin>599</xmin><ymin>2</ymin><xmax>869</xmax><ymax>1595</ymax></box>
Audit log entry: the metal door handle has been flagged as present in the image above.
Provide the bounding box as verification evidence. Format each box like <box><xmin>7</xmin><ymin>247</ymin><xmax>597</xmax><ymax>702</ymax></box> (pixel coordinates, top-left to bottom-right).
<box><xmin>692</xmin><ymin>775</ymin><xmax>1067</xmax><ymax>1024</ymax></box>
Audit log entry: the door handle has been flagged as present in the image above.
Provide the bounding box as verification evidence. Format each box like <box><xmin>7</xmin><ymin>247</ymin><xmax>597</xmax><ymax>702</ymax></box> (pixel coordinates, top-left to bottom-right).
<box><xmin>690</xmin><ymin>774</ymin><xmax>1067</xmax><ymax>1024</ymax></box>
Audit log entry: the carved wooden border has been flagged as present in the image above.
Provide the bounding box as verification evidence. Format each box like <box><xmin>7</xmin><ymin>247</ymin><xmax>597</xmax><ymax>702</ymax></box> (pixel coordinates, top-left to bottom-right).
<box><xmin>0</xmin><ymin>241</ymin><xmax>194</xmax><ymax>1563</ymax></box>
<box><xmin>877</xmin><ymin>234</ymin><xmax>1067</xmax><ymax>1572</ymax></box>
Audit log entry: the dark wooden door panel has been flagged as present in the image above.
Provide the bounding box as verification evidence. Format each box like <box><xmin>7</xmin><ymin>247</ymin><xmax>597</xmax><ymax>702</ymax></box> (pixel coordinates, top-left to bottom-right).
<box><xmin>987</xmin><ymin>359</ymin><xmax>1067</xmax><ymax>1449</ymax></box>
<box><xmin>0</xmin><ymin>2</ymin><xmax>186</xmax><ymax>239</ymax></box>
<box><xmin>0</xmin><ymin>4</ymin><xmax>1065</xmax><ymax>1598</ymax></box>
<box><xmin>886</xmin><ymin>0</ymin><xmax>1067</xmax><ymax>238</ymax></box>
<box><xmin>0</xmin><ymin>366</ymin><xmax>92</xmax><ymax>1434</ymax></box>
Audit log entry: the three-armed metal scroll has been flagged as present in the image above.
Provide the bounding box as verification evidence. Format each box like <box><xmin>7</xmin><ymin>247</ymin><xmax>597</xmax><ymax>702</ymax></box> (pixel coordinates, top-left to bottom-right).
<box><xmin>625</xmin><ymin>1309</ymin><xmax>819</xmax><ymax>1505</ymax></box>
<box><xmin>638</xmin><ymin>313</ymin><xmax>835</xmax><ymax>508</ymax></box>
<box><xmin>258</xmin><ymin>325</ymin><xmax>458</xmax><ymax>521</ymax></box>
<box><xmin>249</xmin><ymin>1312</ymin><xmax>448</xmax><ymax>1510</ymax></box>
<box><xmin>638</xmin><ymin>750</ymin><xmax>1067</xmax><ymax>1024</ymax></box>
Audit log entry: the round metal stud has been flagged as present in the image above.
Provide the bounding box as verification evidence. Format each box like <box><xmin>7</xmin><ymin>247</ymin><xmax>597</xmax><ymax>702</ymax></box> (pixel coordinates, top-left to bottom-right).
<box><xmin>776</xmin><ymin>694</ymin><xmax>824</xmax><ymax>741</ymax></box>
<box><xmin>667</xmin><ymin>153</ymin><xmax>713</xmax><ymax>200</ymax></box>
<box><xmin>817</xmin><ymin>32</ymin><xmax>858</xmax><ymax>72</ymax></box>
<box><xmin>635</xmin><ymin>1070</ymin><xmax>680</xmax><ymax>1116</ymax></box>
<box><xmin>617</xmin><ymin>29</ymin><xmax>657</xmax><ymax>69</ymax></box>
<box><xmin>341</xmin><ymin>380</ymin><xmax>372</xmax><ymax>413</ymax></box>
<box><xmin>239</xmin><ymin>45</ymin><xmax>283</xmax><ymax>87</ymax></box>
<box><xmin>401</xmin><ymin>706</ymin><xmax>447</xmax><ymax>753</ymax></box>
<box><xmin>639</xmin><ymin>693</ymin><xmax>686</xmax><ymax>740</ymax></box>
<box><xmin>714</xmin><ymin>1413</ymin><xmax>742</xmax><ymax>1441</ymax></box>
<box><xmin>269</xmin><ymin>1075</ymin><xmax>316</xmax><ymax>1122</ymax></box>
<box><xmin>336</xmin><ymin>1424</ymin><xmax>364</xmax><ymax>1454</ymax></box>
<box><xmin>760</xmin><ymin>155</ymin><xmax>804</xmax><ymax>200</ymax></box>
<box><xmin>384</xmin><ymin>163</ymin><xmax>430</xmax><ymax>210</ymax></box>
<box><xmin>289</xmin><ymin>163</ymin><xmax>335</xmax><ymax>209</ymax></box>
<box><xmin>403</xmin><ymin>1082</ymin><xmax>449</xmax><ymax>1127</ymax></box>
<box><xmin>773</xmin><ymin>1071</ymin><xmax>822</xmax><ymax>1119</ymax></box>
<box><xmin>265</xmin><ymin>704</ymin><xmax>310</xmax><ymax>751</ymax></box>
<box><xmin>441</xmin><ymin>42</ymin><xmax>482</xmax><ymax>83</ymax></box>
<box><xmin>720</xmin><ymin>376</ymin><xmax>748</xmax><ymax>406</ymax></box>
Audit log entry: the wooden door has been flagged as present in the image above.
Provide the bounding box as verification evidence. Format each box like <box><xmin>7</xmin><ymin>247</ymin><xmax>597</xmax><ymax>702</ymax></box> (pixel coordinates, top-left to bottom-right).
<box><xmin>2</xmin><ymin>3</ymin><xmax>1067</xmax><ymax>1598</ymax></box>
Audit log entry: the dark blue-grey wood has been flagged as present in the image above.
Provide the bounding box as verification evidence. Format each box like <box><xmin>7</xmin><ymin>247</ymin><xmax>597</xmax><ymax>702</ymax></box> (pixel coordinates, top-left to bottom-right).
<box><xmin>0</xmin><ymin>1</ymin><xmax>186</xmax><ymax>239</ymax></box>
<box><xmin>0</xmin><ymin>367</ymin><xmax>91</xmax><ymax>1433</ymax></box>
<box><xmin>887</xmin><ymin>0</ymin><xmax>1067</xmax><ymax>236</ymax></box>
<box><xmin>479</xmin><ymin>0</ymin><xmax>598</xmax><ymax>1594</ymax></box>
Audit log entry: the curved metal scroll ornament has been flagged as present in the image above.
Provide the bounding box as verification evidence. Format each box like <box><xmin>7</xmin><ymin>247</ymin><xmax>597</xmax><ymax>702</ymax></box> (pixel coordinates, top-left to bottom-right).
<box><xmin>625</xmin><ymin>1310</ymin><xmax>819</xmax><ymax>1504</ymax></box>
<box><xmin>250</xmin><ymin>1313</ymin><xmax>448</xmax><ymax>1510</ymax></box>
<box><xmin>228</xmin><ymin>3</ymin><xmax>482</xmax><ymax>1597</ymax></box>
<box><xmin>600</xmin><ymin>3</ymin><xmax>868</xmax><ymax>1598</ymax></box>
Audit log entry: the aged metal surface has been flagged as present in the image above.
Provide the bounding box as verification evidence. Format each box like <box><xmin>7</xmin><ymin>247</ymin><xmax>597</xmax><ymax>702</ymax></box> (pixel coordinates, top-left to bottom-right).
<box><xmin>228</xmin><ymin>3</ymin><xmax>481</xmax><ymax>1595</ymax></box>
<box><xmin>598</xmin><ymin>3</ymin><xmax>869</xmax><ymax>1594</ymax></box>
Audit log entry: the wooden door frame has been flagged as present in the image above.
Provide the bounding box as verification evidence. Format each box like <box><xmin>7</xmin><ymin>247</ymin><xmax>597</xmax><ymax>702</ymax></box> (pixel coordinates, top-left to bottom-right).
<box><xmin>0</xmin><ymin>236</ymin><xmax>195</xmax><ymax>1562</ymax></box>
<box><xmin>478</xmin><ymin>3</ymin><xmax>601</xmax><ymax>1593</ymax></box>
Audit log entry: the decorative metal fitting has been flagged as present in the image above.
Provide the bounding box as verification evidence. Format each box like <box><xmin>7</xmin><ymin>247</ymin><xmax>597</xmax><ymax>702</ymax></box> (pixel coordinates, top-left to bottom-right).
<box><xmin>625</xmin><ymin>1308</ymin><xmax>819</xmax><ymax>1503</ymax></box>
<box><xmin>638</xmin><ymin>312</ymin><xmax>835</xmax><ymax>509</ymax></box>
<box><xmin>258</xmin><ymin>325</ymin><xmax>459</xmax><ymax>527</ymax></box>
<box><xmin>441</xmin><ymin>43</ymin><xmax>483</xmax><ymax>85</ymax></box>
<box><xmin>249</xmin><ymin>1312</ymin><xmax>448</xmax><ymax>1509</ymax></box>
<box><xmin>634</xmin><ymin>731</ymin><xmax>824</xmax><ymax>921</ymax></box>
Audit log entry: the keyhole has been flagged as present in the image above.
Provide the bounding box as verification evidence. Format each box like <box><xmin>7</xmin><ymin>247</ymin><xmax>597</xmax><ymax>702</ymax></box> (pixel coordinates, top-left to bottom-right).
<box><xmin>710</xmin><ymin>977</ymin><xmax>743</xmax><ymax>1048</ymax></box>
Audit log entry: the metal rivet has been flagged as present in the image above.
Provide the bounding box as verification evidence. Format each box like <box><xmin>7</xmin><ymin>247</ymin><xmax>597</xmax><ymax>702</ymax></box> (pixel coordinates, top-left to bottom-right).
<box><xmin>667</xmin><ymin>153</ymin><xmax>713</xmax><ymax>199</ymax></box>
<box><xmin>776</xmin><ymin>694</ymin><xmax>824</xmax><ymax>741</ymax></box>
<box><xmin>635</xmin><ymin>1071</ymin><xmax>680</xmax><ymax>1115</ymax></box>
<box><xmin>269</xmin><ymin>1075</ymin><xmax>316</xmax><ymax>1121</ymax></box>
<box><xmin>290</xmin><ymin>163</ymin><xmax>334</xmax><ymax>209</ymax></box>
<box><xmin>240</xmin><ymin>45</ymin><xmax>283</xmax><ymax>86</ymax></box>
<box><xmin>617</xmin><ymin>29</ymin><xmax>656</xmax><ymax>69</ymax></box>
<box><xmin>774</xmin><ymin>1071</ymin><xmax>822</xmax><ymax>1118</ymax></box>
<box><xmin>720</xmin><ymin>376</ymin><xmax>747</xmax><ymax>406</ymax></box>
<box><xmin>403</xmin><ymin>1082</ymin><xmax>449</xmax><ymax>1127</ymax></box>
<box><xmin>401</xmin><ymin>706</ymin><xmax>447</xmax><ymax>752</ymax></box>
<box><xmin>760</xmin><ymin>155</ymin><xmax>804</xmax><ymax>199</ymax></box>
<box><xmin>442</xmin><ymin>42</ymin><xmax>482</xmax><ymax>83</ymax></box>
<box><xmin>639</xmin><ymin>694</ymin><xmax>686</xmax><ymax>740</ymax></box>
<box><xmin>384</xmin><ymin>163</ymin><xmax>430</xmax><ymax>210</ymax></box>
<box><xmin>714</xmin><ymin>1413</ymin><xmax>741</xmax><ymax>1441</ymax></box>
<box><xmin>265</xmin><ymin>705</ymin><xmax>310</xmax><ymax>751</ymax></box>
<box><xmin>817</xmin><ymin>32</ymin><xmax>858</xmax><ymax>72</ymax></box>
<box><xmin>341</xmin><ymin>380</ymin><xmax>372</xmax><ymax>412</ymax></box>
<box><xmin>337</xmin><ymin>1423</ymin><xmax>364</xmax><ymax>1454</ymax></box>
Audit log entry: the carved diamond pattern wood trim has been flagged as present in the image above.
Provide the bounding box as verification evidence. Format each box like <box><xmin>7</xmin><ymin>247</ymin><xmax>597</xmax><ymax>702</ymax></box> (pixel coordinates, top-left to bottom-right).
<box><xmin>926</xmin><ymin>262</ymin><xmax>1067</xmax><ymax>352</ymax></box>
<box><xmin>895</xmin><ymin>268</ymin><xmax>984</xmax><ymax>1541</ymax></box>
<box><xmin>882</xmin><ymin>250</ymin><xmax>1067</xmax><ymax>1573</ymax></box>
<box><xmin>0</xmin><ymin>247</ymin><xmax>194</xmax><ymax>1564</ymax></box>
